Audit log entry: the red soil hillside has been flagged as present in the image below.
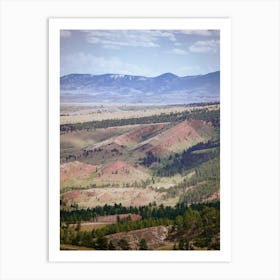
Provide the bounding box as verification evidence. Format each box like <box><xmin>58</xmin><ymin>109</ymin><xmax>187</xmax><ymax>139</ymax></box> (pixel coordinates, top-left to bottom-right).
<box><xmin>135</xmin><ymin>119</ymin><xmax>215</xmax><ymax>156</ymax></box>
<box><xmin>100</xmin><ymin>160</ymin><xmax>134</xmax><ymax>175</ymax></box>
<box><xmin>85</xmin><ymin>124</ymin><xmax>169</xmax><ymax>160</ymax></box>
<box><xmin>62</xmin><ymin>190</ymin><xmax>83</xmax><ymax>200</ymax></box>
<box><xmin>114</xmin><ymin>123</ymin><xmax>168</xmax><ymax>146</ymax></box>
<box><xmin>98</xmin><ymin>160</ymin><xmax>149</xmax><ymax>182</ymax></box>
<box><xmin>201</xmin><ymin>191</ymin><xmax>220</xmax><ymax>203</ymax></box>
<box><xmin>60</xmin><ymin>161</ymin><xmax>97</xmax><ymax>181</ymax></box>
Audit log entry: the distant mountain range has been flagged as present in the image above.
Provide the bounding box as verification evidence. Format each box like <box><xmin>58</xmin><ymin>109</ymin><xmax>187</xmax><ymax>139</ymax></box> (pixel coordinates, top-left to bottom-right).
<box><xmin>60</xmin><ymin>71</ymin><xmax>220</xmax><ymax>104</ymax></box>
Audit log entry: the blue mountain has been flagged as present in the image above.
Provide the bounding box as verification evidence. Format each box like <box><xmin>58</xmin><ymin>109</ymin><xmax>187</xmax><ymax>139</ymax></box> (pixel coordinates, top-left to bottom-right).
<box><xmin>60</xmin><ymin>71</ymin><xmax>220</xmax><ymax>104</ymax></box>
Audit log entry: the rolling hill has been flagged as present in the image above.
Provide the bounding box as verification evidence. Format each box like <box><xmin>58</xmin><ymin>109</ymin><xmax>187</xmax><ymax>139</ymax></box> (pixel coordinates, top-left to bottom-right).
<box><xmin>134</xmin><ymin>119</ymin><xmax>216</xmax><ymax>156</ymax></box>
<box><xmin>60</xmin><ymin>71</ymin><xmax>220</xmax><ymax>104</ymax></box>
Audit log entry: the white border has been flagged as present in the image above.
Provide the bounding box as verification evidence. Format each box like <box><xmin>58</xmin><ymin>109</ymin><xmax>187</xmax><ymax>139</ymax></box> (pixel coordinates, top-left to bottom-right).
<box><xmin>49</xmin><ymin>18</ymin><xmax>231</xmax><ymax>262</ymax></box>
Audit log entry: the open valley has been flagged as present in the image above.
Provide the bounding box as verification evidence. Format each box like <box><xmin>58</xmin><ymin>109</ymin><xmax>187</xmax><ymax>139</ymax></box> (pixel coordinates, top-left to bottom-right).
<box><xmin>60</xmin><ymin>103</ymin><xmax>220</xmax><ymax>250</ymax></box>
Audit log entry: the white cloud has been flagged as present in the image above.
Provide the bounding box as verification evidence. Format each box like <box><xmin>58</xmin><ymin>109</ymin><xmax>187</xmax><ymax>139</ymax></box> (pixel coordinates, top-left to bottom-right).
<box><xmin>60</xmin><ymin>30</ymin><xmax>71</xmax><ymax>38</ymax></box>
<box><xmin>177</xmin><ymin>65</ymin><xmax>202</xmax><ymax>76</ymax></box>
<box><xmin>83</xmin><ymin>30</ymin><xmax>177</xmax><ymax>49</ymax></box>
<box><xmin>103</xmin><ymin>45</ymin><xmax>121</xmax><ymax>50</ymax></box>
<box><xmin>180</xmin><ymin>30</ymin><xmax>219</xmax><ymax>37</ymax></box>
<box><xmin>166</xmin><ymin>48</ymin><xmax>188</xmax><ymax>55</ymax></box>
<box><xmin>61</xmin><ymin>52</ymin><xmax>154</xmax><ymax>76</ymax></box>
<box><xmin>174</xmin><ymin>42</ymin><xmax>182</xmax><ymax>46</ymax></box>
<box><xmin>153</xmin><ymin>30</ymin><xmax>177</xmax><ymax>42</ymax></box>
<box><xmin>85</xmin><ymin>30</ymin><xmax>158</xmax><ymax>48</ymax></box>
<box><xmin>189</xmin><ymin>40</ymin><xmax>220</xmax><ymax>53</ymax></box>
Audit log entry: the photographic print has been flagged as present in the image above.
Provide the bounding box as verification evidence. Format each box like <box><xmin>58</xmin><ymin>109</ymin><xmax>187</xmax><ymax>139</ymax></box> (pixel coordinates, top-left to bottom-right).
<box><xmin>49</xmin><ymin>18</ymin><xmax>231</xmax><ymax>261</ymax></box>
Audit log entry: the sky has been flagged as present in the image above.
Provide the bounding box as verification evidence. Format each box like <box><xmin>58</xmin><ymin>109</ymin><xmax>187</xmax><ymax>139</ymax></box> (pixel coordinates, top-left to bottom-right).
<box><xmin>60</xmin><ymin>30</ymin><xmax>220</xmax><ymax>77</ymax></box>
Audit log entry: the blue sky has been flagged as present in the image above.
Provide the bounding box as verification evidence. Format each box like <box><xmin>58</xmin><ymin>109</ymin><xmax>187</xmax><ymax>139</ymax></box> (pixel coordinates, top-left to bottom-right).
<box><xmin>60</xmin><ymin>30</ymin><xmax>219</xmax><ymax>77</ymax></box>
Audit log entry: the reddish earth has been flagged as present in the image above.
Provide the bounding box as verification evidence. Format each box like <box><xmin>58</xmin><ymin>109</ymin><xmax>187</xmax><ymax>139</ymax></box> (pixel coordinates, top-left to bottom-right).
<box><xmin>106</xmin><ymin>226</ymin><xmax>172</xmax><ymax>250</ymax></box>
<box><xmin>100</xmin><ymin>160</ymin><xmax>133</xmax><ymax>175</ymax></box>
<box><xmin>61</xmin><ymin>187</ymin><xmax>160</xmax><ymax>208</ymax></box>
<box><xmin>98</xmin><ymin>192</ymin><xmax>112</xmax><ymax>202</ymax></box>
<box><xmin>62</xmin><ymin>190</ymin><xmax>82</xmax><ymax>200</ymax></box>
<box><xmin>114</xmin><ymin>123</ymin><xmax>167</xmax><ymax>146</ymax></box>
<box><xmin>130</xmin><ymin>192</ymin><xmax>148</xmax><ymax>206</ymax></box>
<box><xmin>60</xmin><ymin>161</ymin><xmax>97</xmax><ymax>181</ymax></box>
<box><xmin>86</xmin><ymin>123</ymin><xmax>169</xmax><ymax>156</ymax></box>
<box><xmin>201</xmin><ymin>191</ymin><xmax>220</xmax><ymax>203</ymax></box>
<box><xmin>136</xmin><ymin>120</ymin><xmax>214</xmax><ymax>156</ymax></box>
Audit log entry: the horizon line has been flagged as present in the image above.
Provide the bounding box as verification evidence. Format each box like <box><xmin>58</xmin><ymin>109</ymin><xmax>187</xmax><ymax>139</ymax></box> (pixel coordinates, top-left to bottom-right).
<box><xmin>60</xmin><ymin>70</ymin><xmax>220</xmax><ymax>79</ymax></box>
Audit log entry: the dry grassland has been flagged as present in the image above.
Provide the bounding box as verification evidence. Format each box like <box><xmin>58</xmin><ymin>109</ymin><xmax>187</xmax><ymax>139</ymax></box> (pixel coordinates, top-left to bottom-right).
<box><xmin>60</xmin><ymin>104</ymin><xmax>219</xmax><ymax>124</ymax></box>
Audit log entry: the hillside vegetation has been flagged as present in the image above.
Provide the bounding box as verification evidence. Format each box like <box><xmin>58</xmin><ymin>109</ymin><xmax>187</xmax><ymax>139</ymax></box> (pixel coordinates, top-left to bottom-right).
<box><xmin>60</xmin><ymin>103</ymin><xmax>221</xmax><ymax>250</ymax></box>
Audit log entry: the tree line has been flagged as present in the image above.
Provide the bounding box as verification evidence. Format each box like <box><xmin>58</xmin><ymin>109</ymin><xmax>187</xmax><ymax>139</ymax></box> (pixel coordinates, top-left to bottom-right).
<box><xmin>60</xmin><ymin>107</ymin><xmax>220</xmax><ymax>133</ymax></box>
<box><xmin>153</xmin><ymin>140</ymin><xmax>219</xmax><ymax>177</ymax></box>
<box><xmin>152</xmin><ymin>154</ymin><xmax>220</xmax><ymax>203</ymax></box>
<box><xmin>60</xmin><ymin>201</ymin><xmax>219</xmax><ymax>224</ymax></box>
<box><xmin>60</xmin><ymin>203</ymin><xmax>220</xmax><ymax>250</ymax></box>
